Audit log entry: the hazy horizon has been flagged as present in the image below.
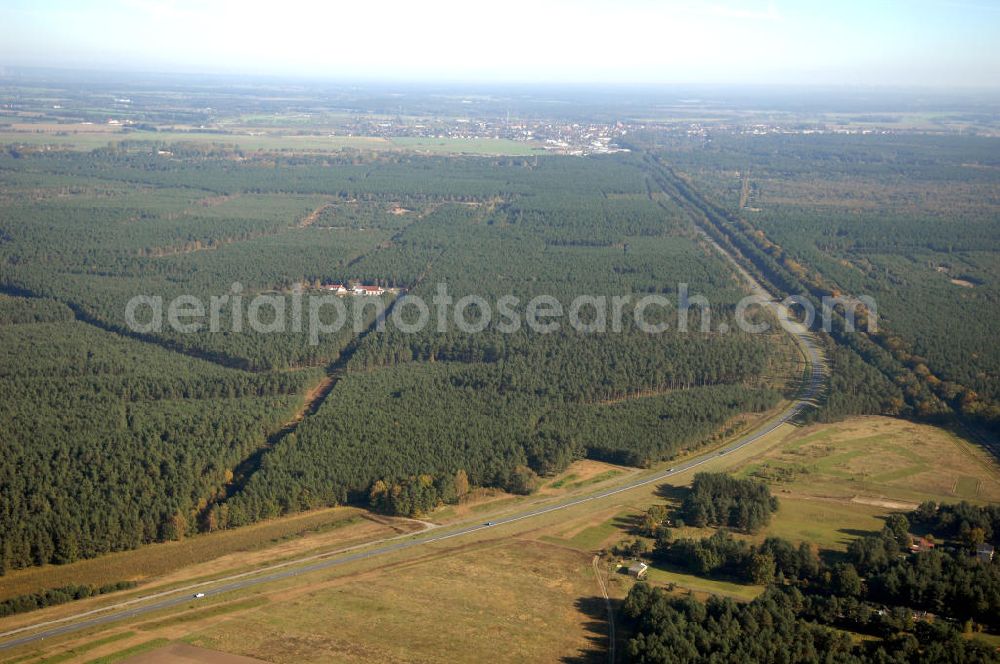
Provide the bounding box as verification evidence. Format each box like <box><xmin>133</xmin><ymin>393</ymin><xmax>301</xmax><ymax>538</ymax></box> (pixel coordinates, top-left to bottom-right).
<box><xmin>2</xmin><ymin>0</ymin><xmax>998</xmax><ymax>89</ymax></box>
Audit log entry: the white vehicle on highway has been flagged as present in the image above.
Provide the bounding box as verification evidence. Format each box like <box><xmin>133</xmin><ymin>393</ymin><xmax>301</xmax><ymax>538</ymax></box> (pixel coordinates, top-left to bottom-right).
<box><xmin>193</xmin><ymin>592</ymin><xmax>206</xmax><ymax>598</ymax></box>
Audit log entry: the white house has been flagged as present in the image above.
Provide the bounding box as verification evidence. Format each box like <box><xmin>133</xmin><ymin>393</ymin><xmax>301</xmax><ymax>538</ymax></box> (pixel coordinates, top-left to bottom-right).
<box><xmin>321</xmin><ymin>283</ymin><xmax>348</xmax><ymax>294</ymax></box>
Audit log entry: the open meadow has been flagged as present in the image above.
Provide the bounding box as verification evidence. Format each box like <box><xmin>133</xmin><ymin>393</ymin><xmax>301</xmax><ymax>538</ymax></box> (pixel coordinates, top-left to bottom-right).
<box><xmin>181</xmin><ymin>540</ymin><xmax>602</xmax><ymax>664</ymax></box>
<box><xmin>0</xmin><ymin>538</ymin><xmax>609</xmax><ymax>664</ymax></box>
<box><xmin>740</xmin><ymin>416</ymin><xmax>1000</xmax><ymax>505</ymax></box>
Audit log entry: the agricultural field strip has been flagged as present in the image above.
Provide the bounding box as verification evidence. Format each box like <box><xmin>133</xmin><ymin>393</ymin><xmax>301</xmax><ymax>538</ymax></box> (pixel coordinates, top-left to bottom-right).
<box><xmin>0</xmin><ymin>236</ymin><xmax>825</xmax><ymax>652</ymax></box>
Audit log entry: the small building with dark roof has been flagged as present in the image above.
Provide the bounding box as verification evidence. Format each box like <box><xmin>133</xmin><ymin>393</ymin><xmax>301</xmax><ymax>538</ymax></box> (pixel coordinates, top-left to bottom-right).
<box><xmin>627</xmin><ymin>561</ymin><xmax>649</xmax><ymax>579</ymax></box>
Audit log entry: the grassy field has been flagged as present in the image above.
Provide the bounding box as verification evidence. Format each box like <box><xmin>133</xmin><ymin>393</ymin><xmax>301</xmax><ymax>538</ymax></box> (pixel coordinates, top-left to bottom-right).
<box><xmin>132</xmin><ymin>599</ymin><xmax>270</xmax><ymax>632</ymax></box>
<box><xmin>761</xmin><ymin>495</ymin><xmax>887</xmax><ymax>552</ymax></box>
<box><xmin>541</xmin><ymin>508</ymin><xmax>634</xmax><ymax>552</ymax></box>
<box><xmin>20</xmin><ymin>633</ymin><xmax>134</xmax><ymax>664</ymax></box>
<box><xmin>543</xmin><ymin>460</ymin><xmax>633</xmax><ymax>492</ymax></box>
<box><xmin>0</xmin><ymin>129</ymin><xmax>545</xmax><ymax>155</ymax></box>
<box><xmin>79</xmin><ymin>639</ymin><xmax>169</xmax><ymax>664</ymax></box>
<box><xmin>525</xmin><ymin>416</ymin><xmax>1000</xmax><ymax>593</ymax></box>
<box><xmin>567</xmin><ymin>520</ymin><xmax>626</xmax><ymax>551</ymax></box>
<box><xmin>173</xmin><ymin>540</ymin><xmax>602</xmax><ymax>664</ymax></box>
<box><xmin>643</xmin><ymin>565</ymin><xmax>763</xmax><ymax>601</ymax></box>
<box><xmin>109</xmin><ymin>643</ymin><xmax>268</xmax><ymax>664</ymax></box>
<box><xmin>668</xmin><ymin>416</ymin><xmax>1000</xmax><ymax>553</ymax></box>
<box><xmin>1</xmin><ymin>534</ymin><xmax>608</xmax><ymax>664</ymax></box>
<box><xmin>9</xmin><ymin>540</ymin><xmax>604</xmax><ymax>663</ymax></box>
<box><xmin>736</xmin><ymin>416</ymin><xmax>1000</xmax><ymax>506</ymax></box>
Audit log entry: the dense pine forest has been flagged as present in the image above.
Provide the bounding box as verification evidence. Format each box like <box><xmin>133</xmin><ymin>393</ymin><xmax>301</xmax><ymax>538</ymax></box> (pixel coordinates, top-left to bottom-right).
<box><xmin>0</xmin><ymin>310</ymin><xmax>311</xmax><ymax>571</ymax></box>
<box><xmin>0</xmin><ymin>146</ymin><xmax>796</xmax><ymax>571</ymax></box>
<box><xmin>623</xmin><ymin>583</ymin><xmax>999</xmax><ymax>663</ymax></box>
<box><xmin>629</xmin><ymin>494</ymin><xmax>1000</xmax><ymax>663</ymax></box>
<box><xmin>649</xmin><ymin>134</ymin><xmax>1000</xmax><ymax>431</ymax></box>
<box><xmin>4</xmin><ymin>134</ymin><xmax>995</xmax><ymax>578</ymax></box>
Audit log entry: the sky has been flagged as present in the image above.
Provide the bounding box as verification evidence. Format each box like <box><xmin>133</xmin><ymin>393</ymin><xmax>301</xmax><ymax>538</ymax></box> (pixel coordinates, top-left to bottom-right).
<box><xmin>0</xmin><ymin>0</ymin><xmax>997</xmax><ymax>87</ymax></box>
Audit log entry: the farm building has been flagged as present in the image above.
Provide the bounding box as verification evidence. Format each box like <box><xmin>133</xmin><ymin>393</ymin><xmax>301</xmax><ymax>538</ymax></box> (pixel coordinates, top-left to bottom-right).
<box><xmin>316</xmin><ymin>283</ymin><xmax>388</xmax><ymax>296</ymax></box>
<box><xmin>627</xmin><ymin>561</ymin><xmax>648</xmax><ymax>579</ymax></box>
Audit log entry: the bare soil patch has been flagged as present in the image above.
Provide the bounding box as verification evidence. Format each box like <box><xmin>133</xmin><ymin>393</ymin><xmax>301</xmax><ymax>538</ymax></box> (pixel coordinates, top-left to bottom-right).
<box><xmin>121</xmin><ymin>642</ymin><xmax>269</xmax><ymax>663</ymax></box>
